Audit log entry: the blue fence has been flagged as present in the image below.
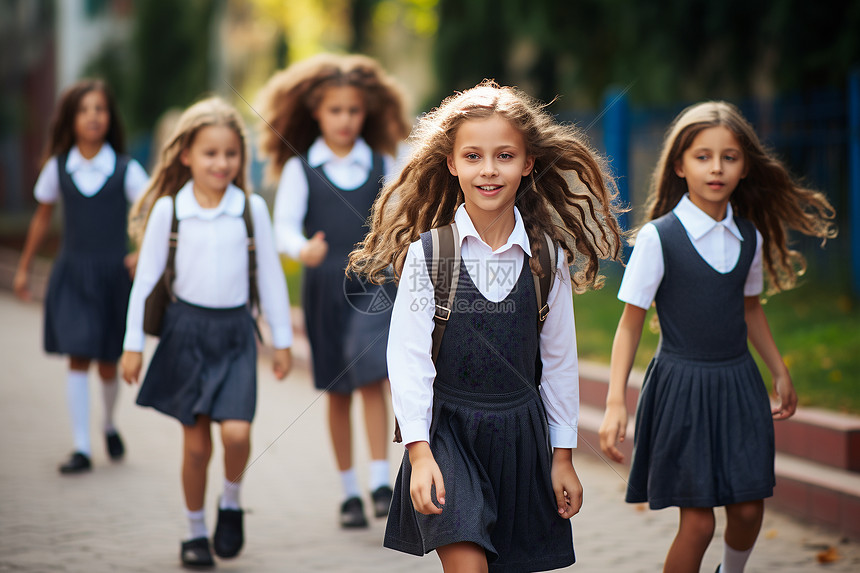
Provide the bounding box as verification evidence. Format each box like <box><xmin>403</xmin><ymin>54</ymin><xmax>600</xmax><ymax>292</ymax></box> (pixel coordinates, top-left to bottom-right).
<box><xmin>563</xmin><ymin>81</ymin><xmax>857</xmax><ymax>294</ymax></box>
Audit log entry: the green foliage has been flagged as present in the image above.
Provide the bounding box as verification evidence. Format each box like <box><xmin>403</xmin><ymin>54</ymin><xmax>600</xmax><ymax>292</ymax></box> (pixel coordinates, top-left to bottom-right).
<box><xmin>430</xmin><ymin>0</ymin><xmax>860</xmax><ymax>107</ymax></box>
<box><xmin>574</xmin><ymin>274</ymin><xmax>860</xmax><ymax>413</ymax></box>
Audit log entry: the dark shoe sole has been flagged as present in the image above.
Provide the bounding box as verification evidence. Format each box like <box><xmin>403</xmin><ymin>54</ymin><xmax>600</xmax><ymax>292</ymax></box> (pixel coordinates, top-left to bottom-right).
<box><xmin>340</xmin><ymin>497</ymin><xmax>368</xmax><ymax>528</ymax></box>
<box><xmin>371</xmin><ymin>486</ymin><xmax>393</xmax><ymax>518</ymax></box>
<box><xmin>181</xmin><ymin>537</ymin><xmax>215</xmax><ymax>569</ymax></box>
<box><xmin>59</xmin><ymin>452</ymin><xmax>92</xmax><ymax>474</ymax></box>
<box><xmin>106</xmin><ymin>432</ymin><xmax>125</xmax><ymax>460</ymax></box>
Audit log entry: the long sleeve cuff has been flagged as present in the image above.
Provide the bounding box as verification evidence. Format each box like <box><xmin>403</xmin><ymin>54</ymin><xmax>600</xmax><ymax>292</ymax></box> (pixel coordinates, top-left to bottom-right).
<box><xmin>398</xmin><ymin>418</ymin><xmax>431</xmax><ymax>446</ymax></box>
<box><xmin>123</xmin><ymin>330</ymin><xmax>145</xmax><ymax>353</ymax></box>
<box><xmin>269</xmin><ymin>325</ymin><xmax>293</xmax><ymax>350</ymax></box>
<box><xmin>549</xmin><ymin>423</ymin><xmax>578</xmax><ymax>449</ymax></box>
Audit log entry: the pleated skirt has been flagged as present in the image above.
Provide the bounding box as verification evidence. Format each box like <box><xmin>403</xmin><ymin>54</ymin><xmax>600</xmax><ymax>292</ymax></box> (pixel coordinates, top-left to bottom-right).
<box><xmin>302</xmin><ymin>263</ymin><xmax>394</xmax><ymax>393</ymax></box>
<box><xmin>136</xmin><ymin>300</ymin><xmax>257</xmax><ymax>426</ymax></box>
<box><xmin>384</xmin><ymin>383</ymin><xmax>575</xmax><ymax>572</ymax></box>
<box><xmin>44</xmin><ymin>253</ymin><xmax>131</xmax><ymax>362</ymax></box>
<box><xmin>626</xmin><ymin>351</ymin><xmax>775</xmax><ymax>509</ymax></box>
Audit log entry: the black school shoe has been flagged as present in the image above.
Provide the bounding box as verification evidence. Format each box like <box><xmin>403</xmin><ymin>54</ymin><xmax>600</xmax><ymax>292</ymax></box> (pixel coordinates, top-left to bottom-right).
<box><xmin>59</xmin><ymin>451</ymin><xmax>91</xmax><ymax>474</ymax></box>
<box><xmin>340</xmin><ymin>497</ymin><xmax>368</xmax><ymax>528</ymax></box>
<box><xmin>105</xmin><ymin>431</ymin><xmax>125</xmax><ymax>460</ymax></box>
<box><xmin>213</xmin><ymin>507</ymin><xmax>244</xmax><ymax>558</ymax></box>
<box><xmin>371</xmin><ymin>485</ymin><xmax>393</xmax><ymax>518</ymax></box>
<box><xmin>180</xmin><ymin>537</ymin><xmax>215</xmax><ymax>569</ymax></box>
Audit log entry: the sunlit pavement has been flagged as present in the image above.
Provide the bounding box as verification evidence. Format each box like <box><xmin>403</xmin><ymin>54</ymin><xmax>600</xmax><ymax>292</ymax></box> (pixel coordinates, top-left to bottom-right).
<box><xmin>1</xmin><ymin>291</ymin><xmax>858</xmax><ymax>572</ymax></box>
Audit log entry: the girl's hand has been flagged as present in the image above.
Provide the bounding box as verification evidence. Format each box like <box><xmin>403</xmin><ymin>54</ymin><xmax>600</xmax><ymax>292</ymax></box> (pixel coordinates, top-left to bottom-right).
<box><xmin>272</xmin><ymin>347</ymin><xmax>292</xmax><ymax>380</ymax></box>
<box><xmin>551</xmin><ymin>448</ymin><xmax>583</xmax><ymax>519</ymax></box>
<box><xmin>13</xmin><ymin>268</ymin><xmax>30</xmax><ymax>301</ymax></box>
<box><xmin>772</xmin><ymin>371</ymin><xmax>798</xmax><ymax>420</ymax></box>
<box><xmin>120</xmin><ymin>351</ymin><xmax>142</xmax><ymax>385</ymax></box>
<box><xmin>598</xmin><ymin>402</ymin><xmax>628</xmax><ymax>463</ymax></box>
<box><xmin>124</xmin><ymin>251</ymin><xmax>140</xmax><ymax>280</ymax></box>
<box><xmin>407</xmin><ymin>441</ymin><xmax>445</xmax><ymax>515</ymax></box>
<box><xmin>299</xmin><ymin>231</ymin><xmax>328</xmax><ymax>267</ymax></box>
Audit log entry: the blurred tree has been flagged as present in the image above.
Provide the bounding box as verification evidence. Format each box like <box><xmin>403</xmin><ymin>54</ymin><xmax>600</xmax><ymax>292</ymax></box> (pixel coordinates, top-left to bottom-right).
<box><xmin>430</xmin><ymin>0</ymin><xmax>860</xmax><ymax>107</ymax></box>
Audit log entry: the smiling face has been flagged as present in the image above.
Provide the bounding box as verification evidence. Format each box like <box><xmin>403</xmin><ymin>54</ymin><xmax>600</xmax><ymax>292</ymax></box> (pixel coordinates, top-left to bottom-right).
<box><xmin>674</xmin><ymin>125</ymin><xmax>748</xmax><ymax>220</ymax></box>
<box><xmin>180</xmin><ymin>124</ymin><xmax>243</xmax><ymax>199</ymax></box>
<box><xmin>447</xmin><ymin>114</ymin><xmax>535</xmax><ymax>232</ymax></box>
<box><xmin>73</xmin><ymin>89</ymin><xmax>110</xmax><ymax>148</ymax></box>
<box><xmin>313</xmin><ymin>85</ymin><xmax>367</xmax><ymax>156</ymax></box>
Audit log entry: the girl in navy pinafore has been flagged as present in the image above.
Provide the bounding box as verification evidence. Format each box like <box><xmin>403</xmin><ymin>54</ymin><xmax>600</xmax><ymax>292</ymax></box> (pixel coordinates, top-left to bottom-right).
<box><xmin>599</xmin><ymin>101</ymin><xmax>837</xmax><ymax>572</ymax></box>
<box><xmin>348</xmin><ymin>81</ymin><xmax>625</xmax><ymax>572</ymax></box>
<box><xmin>259</xmin><ymin>53</ymin><xmax>411</xmax><ymax>527</ymax></box>
<box><xmin>14</xmin><ymin>79</ymin><xmax>148</xmax><ymax>474</ymax></box>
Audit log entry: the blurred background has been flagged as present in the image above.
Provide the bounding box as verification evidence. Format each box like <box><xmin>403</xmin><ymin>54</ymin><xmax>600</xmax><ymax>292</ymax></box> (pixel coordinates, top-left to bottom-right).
<box><xmin>1</xmin><ymin>0</ymin><xmax>859</xmax><ymax>410</ymax></box>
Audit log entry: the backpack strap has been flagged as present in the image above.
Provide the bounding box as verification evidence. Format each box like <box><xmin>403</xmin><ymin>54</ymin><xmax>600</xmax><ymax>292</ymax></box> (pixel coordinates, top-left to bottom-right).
<box><xmin>533</xmin><ymin>232</ymin><xmax>556</xmax><ymax>334</ymax></box>
<box><xmin>242</xmin><ymin>195</ymin><xmax>260</xmax><ymax>315</ymax></box>
<box><xmin>429</xmin><ymin>223</ymin><xmax>460</xmax><ymax>362</ymax></box>
<box><xmin>162</xmin><ymin>197</ymin><xmax>180</xmax><ymax>301</ymax></box>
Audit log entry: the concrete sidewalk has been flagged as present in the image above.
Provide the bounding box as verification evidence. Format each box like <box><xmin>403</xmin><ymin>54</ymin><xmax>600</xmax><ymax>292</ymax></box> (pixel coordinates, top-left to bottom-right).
<box><xmin>1</xmin><ymin>291</ymin><xmax>859</xmax><ymax>572</ymax></box>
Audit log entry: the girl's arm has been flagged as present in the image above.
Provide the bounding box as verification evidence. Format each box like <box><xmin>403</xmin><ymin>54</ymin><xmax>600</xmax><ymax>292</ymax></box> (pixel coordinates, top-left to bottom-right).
<box><xmin>272</xmin><ymin>157</ymin><xmax>313</xmax><ymax>260</ymax></box>
<box><xmin>599</xmin><ymin>303</ymin><xmax>647</xmax><ymax>463</ymax></box>
<box><xmin>745</xmin><ymin>296</ymin><xmax>797</xmax><ymax>419</ymax></box>
<box><xmin>14</xmin><ymin>203</ymin><xmax>54</xmax><ymax>301</ymax></box>
<box><xmin>250</xmin><ymin>194</ymin><xmax>293</xmax><ymax>379</ymax></box>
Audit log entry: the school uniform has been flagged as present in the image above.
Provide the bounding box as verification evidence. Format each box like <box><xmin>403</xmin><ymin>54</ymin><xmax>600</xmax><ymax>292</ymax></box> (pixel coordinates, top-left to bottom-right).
<box><xmin>273</xmin><ymin>137</ymin><xmax>395</xmax><ymax>393</ymax></box>
<box><xmin>384</xmin><ymin>205</ymin><xmax>578</xmax><ymax>572</ymax></box>
<box><xmin>35</xmin><ymin>144</ymin><xmax>148</xmax><ymax>361</ymax></box>
<box><xmin>619</xmin><ymin>195</ymin><xmax>775</xmax><ymax>509</ymax></box>
<box><xmin>123</xmin><ymin>181</ymin><xmax>292</xmax><ymax>425</ymax></box>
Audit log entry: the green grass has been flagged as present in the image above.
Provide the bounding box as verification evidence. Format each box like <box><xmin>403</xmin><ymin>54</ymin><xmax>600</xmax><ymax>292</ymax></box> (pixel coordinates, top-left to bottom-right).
<box><xmin>573</xmin><ymin>271</ymin><xmax>860</xmax><ymax>414</ymax></box>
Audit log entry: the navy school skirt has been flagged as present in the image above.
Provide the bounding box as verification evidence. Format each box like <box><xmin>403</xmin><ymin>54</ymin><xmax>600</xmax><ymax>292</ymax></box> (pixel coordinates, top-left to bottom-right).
<box><xmin>384</xmin><ymin>382</ymin><xmax>576</xmax><ymax>572</ymax></box>
<box><xmin>136</xmin><ymin>299</ymin><xmax>257</xmax><ymax>426</ymax></box>
<box><xmin>44</xmin><ymin>253</ymin><xmax>131</xmax><ymax>362</ymax></box>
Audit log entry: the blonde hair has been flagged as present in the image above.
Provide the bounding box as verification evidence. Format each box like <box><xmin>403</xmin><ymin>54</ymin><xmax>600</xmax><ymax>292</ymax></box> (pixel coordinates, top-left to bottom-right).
<box><xmin>128</xmin><ymin>97</ymin><xmax>250</xmax><ymax>244</ymax></box>
<box><xmin>348</xmin><ymin>80</ymin><xmax>625</xmax><ymax>292</ymax></box>
<box><xmin>256</xmin><ymin>52</ymin><xmax>410</xmax><ymax>182</ymax></box>
<box><xmin>647</xmin><ymin>100</ymin><xmax>837</xmax><ymax>292</ymax></box>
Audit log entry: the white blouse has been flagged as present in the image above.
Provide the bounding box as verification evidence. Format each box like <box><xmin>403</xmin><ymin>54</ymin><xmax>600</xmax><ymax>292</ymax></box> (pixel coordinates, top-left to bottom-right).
<box><xmin>123</xmin><ymin>181</ymin><xmax>292</xmax><ymax>352</ymax></box>
<box><xmin>387</xmin><ymin>205</ymin><xmax>580</xmax><ymax>449</ymax></box>
<box><xmin>272</xmin><ymin>137</ymin><xmax>394</xmax><ymax>259</ymax></box>
<box><xmin>618</xmin><ymin>194</ymin><xmax>763</xmax><ymax>310</ymax></box>
<box><xmin>34</xmin><ymin>144</ymin><xmax>149</xmax><ymax>203</ymax></box>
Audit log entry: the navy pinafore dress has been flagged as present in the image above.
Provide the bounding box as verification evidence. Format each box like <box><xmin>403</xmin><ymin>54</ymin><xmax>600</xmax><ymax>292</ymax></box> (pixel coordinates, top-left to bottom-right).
<box><xmin>44</xmin><ymin>153</ymin><xmax>132</xmax><ymax>362</ymax></box>
<box><xmin>384</xmin><ymin>233</ymin><xmax>576</xmax><ymax>572</ymax></box>
<box><xmin>300</xmin><ymin>154</ymin><xmax>395</xmax><ymax>393</ymax></box>
<box><xmin>626</xmin><ymin>213</ymin><xmax>775</xmax><ymax>509</ymax></box>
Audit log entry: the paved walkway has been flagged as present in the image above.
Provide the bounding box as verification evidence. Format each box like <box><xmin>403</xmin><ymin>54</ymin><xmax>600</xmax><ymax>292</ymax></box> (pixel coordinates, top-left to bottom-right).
<box><xmin>1</xmin><ymin>291</ymin><xmax>858</xmax><ymax>572</ymax></box>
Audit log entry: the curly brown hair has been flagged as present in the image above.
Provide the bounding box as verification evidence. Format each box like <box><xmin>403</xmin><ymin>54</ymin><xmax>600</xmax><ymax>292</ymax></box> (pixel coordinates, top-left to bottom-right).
<box><xmin>256</xmin><ymin>52</ymin><xmax>410</xmax><ymax>183</ymax></box>
<box><xmin>347</xmin><ymin>80</ymin><xmax>625</xmax><ymax>293</ymax></box>
<box><xmin>646</xmin><ymin>101</ymin><xmax>837</xmax><ymax>292</ymax></box>
<box><xmin>128</xmin><ymin>97</ymin><xmax>251</xmax><ymax>245</ymax></box>
<box><xmin>42</xmin><ymin>79</ymin><xmax>125</xmax><ymax>165</ymax></box>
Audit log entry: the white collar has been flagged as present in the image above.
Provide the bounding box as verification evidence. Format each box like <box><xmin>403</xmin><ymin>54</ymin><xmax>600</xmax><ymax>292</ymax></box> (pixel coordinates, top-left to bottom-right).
<box><xmin>66</xmin><ymin>143</ymin><xmax>116</xmax><ymax>175</ymax></box>
<box><xmin>174</xmin><ymin>180</ymin><xmax>246</xmax><ymax>220</ymax></box>
<box><xmin>307</xmin><ymin>137</ymin><xmax>372</xmax><ymax>169</ymax></box>
<box><xmin>453</xmin><ymin>204</ymin><xmax>532</xmax><ymax>256</ymax></box>
<box><xmin>673</xmin><ymin>194</ymin><xmax>743</xmax><ymax>241</ymax></box>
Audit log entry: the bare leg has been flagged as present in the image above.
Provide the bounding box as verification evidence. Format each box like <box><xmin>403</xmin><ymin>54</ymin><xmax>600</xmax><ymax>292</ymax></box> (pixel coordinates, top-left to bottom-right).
<box><xmin>96</xmin><ymin>361</ymin><xmax>117</xmax><ymax>379</ymax></box>
<box><xmin>328</xmin><ymin>392</ymin><xmax>353</xmax><ymax>471</ymax></box>
<box><xmin>182</xmin><ymin>417</ymin><xmax>212</xmax><ymax>511</ymax></box>
<box><xmin>221</xmin><ymin>420</ymin><xmax>251</xmax><ymax>483</ymax></box>
<box><xmin>437</xmin><ymin>542</ymin><xmax>489</xmax><ymax>573</ymax></box>
<box><xmin>721</xmin><ymin>500</ymin><xmax>764</xmax><ymax>571</ymax></box>
<box><xmin>69</xmin><ymin>356</ymin><xmax>90</xmax><ymax>371</ymax></box>
<box><xmin>358</xmin><ymin>379</ymin><xmax>388</xmax><ymax>461</ymax></box>
<box><xmin>664</xmin><ymin>507</ymin><xmax>715</xmax><ymax>573</ymax></box>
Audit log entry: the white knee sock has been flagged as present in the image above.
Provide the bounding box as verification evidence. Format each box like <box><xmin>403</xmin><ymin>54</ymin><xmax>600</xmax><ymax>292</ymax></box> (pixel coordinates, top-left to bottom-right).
<box><xmin>220</xmin><ymin>478</ymin><xmax>242</xmax><ymax>510</ymax></box>
<box><xmin>101</xmin><ymin>376</ymin><xmax>119</xmax><ymax>433</ymax></box>
<box><xmin>340</xmin><ymin>468</ymin><xmax>361</xmax><ymax>500</ymax></box>
<box><xmin>186</xmin><ymin>508</ymin><xmax>208</xmax><ymax>540</ymax></box>
<box><xmin>369</xmin><ymin>460</ymin><xmax>390</xmax><ymax>491</ymax></box>
<box><xmin>66</xmin><ymin>370</ymin><xmax>90</xmax><ymax>455</ymax></box>
<box><xmin>721</xmin><ymin>544</ymin><xmax>754</xmax><ymax>572</ymax></box>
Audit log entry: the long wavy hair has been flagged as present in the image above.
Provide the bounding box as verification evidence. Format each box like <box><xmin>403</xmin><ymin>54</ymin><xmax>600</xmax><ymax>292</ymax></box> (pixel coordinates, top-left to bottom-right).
<box><xmin>256</xmin><ymin>52</ymin><xmax>410</xmax><ymax>183</ymax></box>
<box><xmin>646</xmin><ymin>101</ymin><xmax>837</xmax><ymax>292</ymax></box>
<box><xmin>348</xmin><ymin>80</ymin><xmax>625</xmax><ymax>292</ymax></box>
<box><xmin>128</xmin><ymin>97</ymin><xmax>250</xmax><ymax>245</ymax></box>
<box><xmin>42</xmin><ymin>79</ymin><xmax>125</xmax><ymax>164</ymax></box>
